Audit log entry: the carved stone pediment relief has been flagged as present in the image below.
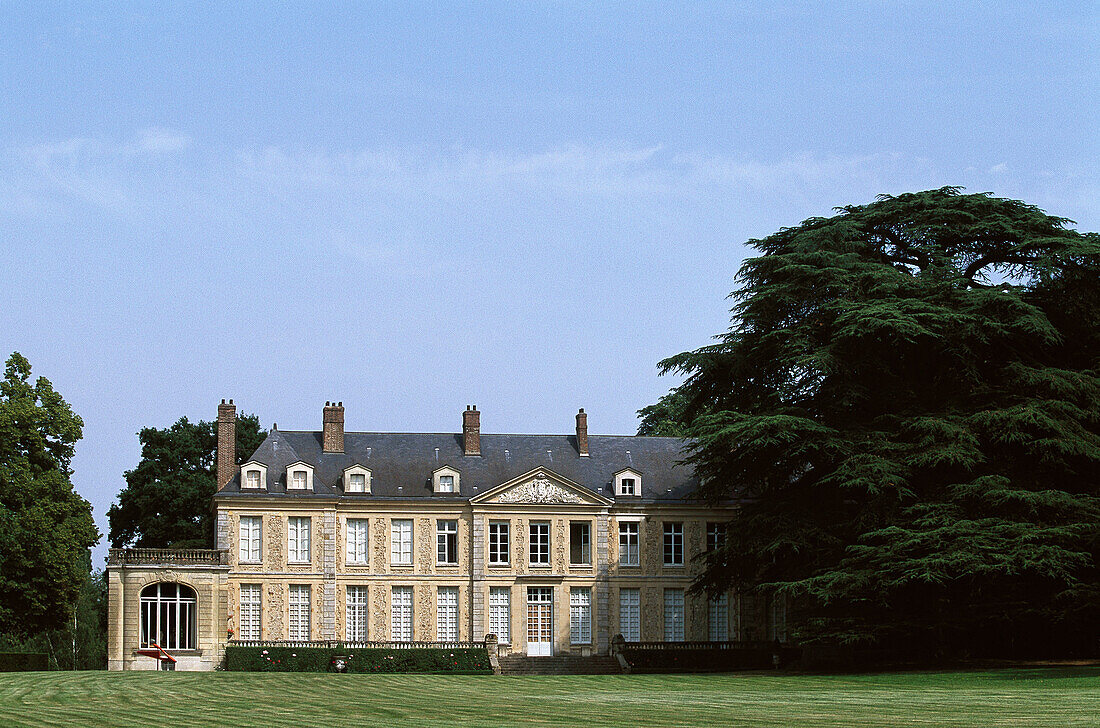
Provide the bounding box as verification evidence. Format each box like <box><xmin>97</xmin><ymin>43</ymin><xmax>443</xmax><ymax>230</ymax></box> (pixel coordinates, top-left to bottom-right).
<box><xmin>497</xmin><ymin>475</ymin><xmax>586</xmax><ymax>504</ymax></box>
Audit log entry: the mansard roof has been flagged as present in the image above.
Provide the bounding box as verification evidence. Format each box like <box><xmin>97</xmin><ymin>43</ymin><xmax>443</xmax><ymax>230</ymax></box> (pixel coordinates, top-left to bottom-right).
<box><xmin>219</xmin><ymin>430</ymin><xmax>699</xmax><ymax>503</ymax></box>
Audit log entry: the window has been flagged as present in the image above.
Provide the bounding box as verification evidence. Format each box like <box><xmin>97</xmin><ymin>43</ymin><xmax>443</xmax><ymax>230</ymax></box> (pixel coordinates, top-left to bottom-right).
<box><xmin>615</xmin><ymin>469</ymin><xmax>642</xmax><ymax>496</ymax></box>
<box><xmin>663</xmin><ymin>522</ymin><xmax>684</xmax><ymax>566</ymax></box>
<box><xmin>620</xmin><ymin>477</ymin><xmax>636</xmax><ymax>495</ymax></box>
<box><xmin>529</xmin><ymin>522</ymin><xmax>550</xmax><ymax>565</ymax></box>
<box><xmin>569</xmin><ymin>522</ymin><xmax>591</xmax><ymax>565</ymax></box>
<box><xmin>343</xmin><ymin>465</ymin><xmax>371</xmax><ymax>493</ymax></box>
<box><xmin>488</xmin><ymin>522</ymin><xmax>509</xmax><ymax>564</ymax></box>
<box><xmin>619</xmin><ymin>588</ymin><xmax>640</xmax><ymax>642</ymax></box>
<box><xmin>489</xmin><ymin>587</ymin><xmax>510</xmax><ymax>644</ymax></box>
<box><xmin>391</xmin><ymin>519</ymin><xmax>412</xmax><ymax>565</ymax></box>
<box><xmin>239</xmin><ymin>584</ymin><xmax>261</xmax><ymax>641</ymax></box>
<box><xmin>288</xmin><ymin>517</ymin><xmax>311</xmax><ymax>564</ymax></box>
<box><xmin>433</xmin><ymin>467</ymin><xmax>460</xmax><ymax>494</ymax></box>
<box><xmin>570</xmin><ymin>588</ymin><xmax>592</xmax><ymax>644</ymax></box>
<box><xmin>438</xmin><ymin>475</ymin><xmax>455</xmax><ymax>493</ymax></box>
<box><xmin>140</xmin><ymin>583</ymin><xmax>196</xmax><ymax>650</ymax></box>
<box><xmin>709</xmin><ymin>593</ymin><xmax>730</xmax><ymax>641</ymax></box>
<box><xmin>437</xmin><ymin>520</ymin><xmax>458</xmax><ymax>564</ymax></box>
<box><xmin>348</xmin><ymin>473</ymin><xmax>366</xmax><ymax>492</ymax></box>
<box><xmin>346</xmin><ymin>519</ymin><xmax>369</xmax><ymax>564</ymax></box>
<box><xmin>391</xmin><ymin>586</ymin><xmax>413</xmax><ymax>641</ymax></box>
<box><xmin>245</xmin><ymin>470</ymin><xmax>261</xmax><ymax>489</ymax></box>
<box><xmin>239</xmin><ymin>516</ymin><xmax>261</xmax><ymax>563</ymax></box>
<box><xmin>289</xmin><ymin>585</ymin><xmax>311</xmax><ymax>641</ymax></box>
<box><xmin>437</xmin><ymin>587</ymin><xmax>459</xmax><ymax>641</ymax></box>
<box><xmin>290</xmin><ymin>470</ymin><xmax>308</xmax><ymax>490</ymax></box>
<box><xmin>346</xmin><ymin>586</ymin><xmax>368</xmax><ymax>642</ymax></box>
<box><xmin>664</xmin><ymin>589</ymin><xmax>685</xmax><ymax>641</ymax></box>
<box><xmin>707</xmin><ymin>522</ymin><xmax>727</xmax><ymax>552</ymax></box>
<box><xmin>619</xmin><ymin>522</ymin><xmax>639</xmax><ymax>566</ymax></box>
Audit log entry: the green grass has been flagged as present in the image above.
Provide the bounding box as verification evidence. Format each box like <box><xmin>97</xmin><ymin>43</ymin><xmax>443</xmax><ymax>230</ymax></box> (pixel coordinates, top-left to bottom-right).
<box><xmin>1</xmin><ymin>668</ymin><xmax>1099</xmax><ymax>727</ymax></box>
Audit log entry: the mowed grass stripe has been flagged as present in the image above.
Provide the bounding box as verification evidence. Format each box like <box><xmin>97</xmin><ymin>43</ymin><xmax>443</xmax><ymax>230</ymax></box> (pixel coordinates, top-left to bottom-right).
<box><xmin>1</xmin><ymin>669</ymin><xmax>1098</xmax><ymax>728</ymax></box>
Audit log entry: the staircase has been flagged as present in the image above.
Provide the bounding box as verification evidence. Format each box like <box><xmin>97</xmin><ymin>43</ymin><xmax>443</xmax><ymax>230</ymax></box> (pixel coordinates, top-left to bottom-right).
<box><xmin>498</xmin><ymin>654</ymin><xmax>622</xmax><ymax>675</ymax></box>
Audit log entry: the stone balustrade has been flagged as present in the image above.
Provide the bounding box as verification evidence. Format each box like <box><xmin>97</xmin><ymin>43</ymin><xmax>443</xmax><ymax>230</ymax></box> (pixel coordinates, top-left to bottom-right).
<box><xmin>108</xmin><ymin>548</ymin><xmax>229</xmax><ymax>566</ymax></box>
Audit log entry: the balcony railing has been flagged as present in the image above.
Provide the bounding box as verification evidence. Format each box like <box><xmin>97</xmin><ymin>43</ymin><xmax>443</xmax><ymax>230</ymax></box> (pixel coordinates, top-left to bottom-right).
<box><xmin>108</xmin><ymin>548</ymin><xmax>229</xmax><ymax>566</ymax></box>
<box><xmin>231</xmin><ymin>640</ymin><xmax>482</xmax><ymax>650</ymax></box>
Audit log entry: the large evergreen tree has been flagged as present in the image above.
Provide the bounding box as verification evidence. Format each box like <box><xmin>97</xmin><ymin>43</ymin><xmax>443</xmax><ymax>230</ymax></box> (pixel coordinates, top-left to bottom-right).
<box><xmin>107</xmin><ymin>414</ymin><xmax>265</xmax><ymax>549</ymax></box>
<box><xmin>652</xmin><ymin>188</ymin><xmax>1100</xmax><ymax>655</ymax></box>
<box><xmin>0</xmin><ymin>352</ymin><xmax>99</xmax><ymax>635</ymax></box>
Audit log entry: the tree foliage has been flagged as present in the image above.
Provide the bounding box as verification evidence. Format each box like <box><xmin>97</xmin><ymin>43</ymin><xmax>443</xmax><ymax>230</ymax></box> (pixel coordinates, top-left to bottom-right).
<box><xmin>0</xmin><ymin>352</ymin><xmax>99</xmax><ymax>635</ymax></box>
<box><xmin>107</xmin><ymin>413</ymin><xmax>265</xmax><ymax>549</ymax></box>
<box><xmin>652</xmin><ymin>188</ymin><xmax>1100</xmax><ymax>654</ymax></box>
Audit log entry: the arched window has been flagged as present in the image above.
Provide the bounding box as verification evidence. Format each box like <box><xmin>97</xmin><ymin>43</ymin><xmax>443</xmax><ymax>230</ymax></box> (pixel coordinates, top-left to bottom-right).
<box><xmin>140</xmin><ymin>583</ymin><xmax>196</xmax><ymax>650</ymax></box>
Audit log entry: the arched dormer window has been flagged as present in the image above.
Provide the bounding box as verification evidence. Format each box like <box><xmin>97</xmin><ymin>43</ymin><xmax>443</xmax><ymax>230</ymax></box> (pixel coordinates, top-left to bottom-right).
<box><xmin>433</xmin><ymin>466</ymin><xmax>460</xmax><ymax>494</ymax></box>
<box><xmin>239</xmin><ymin>461</ymin><xmax>267</xmax><ymax>490</ymax></box>
<box><xmin>343</xmin><ymin>464</ymin><xmax>371</xmax><ymax>493</ymax></box>
<box><xmin>140</xmin><ymin>583</ymin><xmax>196</xmax><ymax>650</ymax></box>
<box><xmin>286</xmin><ymin>461</ymin><xmax>314</xmax><ymax>491</ymax></box>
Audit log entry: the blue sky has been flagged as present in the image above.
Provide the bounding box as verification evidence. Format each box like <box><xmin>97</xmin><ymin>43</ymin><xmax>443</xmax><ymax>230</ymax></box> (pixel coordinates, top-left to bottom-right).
<box><xmin>2</xmin><ymin>2</ymin><xmax>1098</xmax><ymax>563</ymax></box>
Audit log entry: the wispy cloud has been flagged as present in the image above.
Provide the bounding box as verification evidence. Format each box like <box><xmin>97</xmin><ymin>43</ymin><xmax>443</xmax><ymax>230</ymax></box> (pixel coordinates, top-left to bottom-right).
<box><xmin>135</xmin><ymin>128</ymin><xmax>191</xmax><ymax>154</ymax></box>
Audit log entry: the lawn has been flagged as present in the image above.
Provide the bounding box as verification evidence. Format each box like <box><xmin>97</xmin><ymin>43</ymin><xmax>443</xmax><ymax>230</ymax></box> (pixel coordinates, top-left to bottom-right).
<box><xmin>1</xmin><ymin>668</ymin><xmax>1098</xmax><ymax>727</ymax></box>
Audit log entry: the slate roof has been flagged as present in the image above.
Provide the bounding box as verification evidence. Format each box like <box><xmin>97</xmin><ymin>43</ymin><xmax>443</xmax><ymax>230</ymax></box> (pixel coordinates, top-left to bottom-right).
<box><xmin>218</xmin><ymin>428</ymin><xmax>701</xmax><ymax>503</ymax></box>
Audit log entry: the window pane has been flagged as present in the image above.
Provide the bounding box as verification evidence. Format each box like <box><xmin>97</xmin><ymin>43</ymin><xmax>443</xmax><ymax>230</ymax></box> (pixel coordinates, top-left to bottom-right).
<box><xmin>349</xmin><ymin>473</ymin><xmax>366</xmax><ymax>492</ymax></box>
<box><xmin>619</xmin><ymin>522</ymin><xmax>639</xmax><ymax>566</ymax></box>
<box><xmin>289</xmin><ymin>585</ymin><xmax>311</xmax><ymax>640</ymax></box>
<box><xmin>529</xmin><ymin>523</ymin><xmax>550</xmax><ymax>565</ymax></box>
<box><xmin>346</xmin><ymin>586</ymin><xmax>368</xmax><ymax>642</ymax></box>
<box><xmin>664</xmin><ymin>589</ymin><xmax>685</xmax><ymax>641</ymax></box>
<box><xmin>436</xmin><ymin>520</ymin><xmax>458</xmax><ymax>564</ymax></box>
<box><xmin>347</xmin><ymin>519</ymin><xmax>368</xmax><ymax>564</ymax></box>
<box><xmin>289</xmin><ymin>517</ymin><xmax>311</xmax><ymax>563</ymax></box>
<box><xmin>709</xmin><ymin>593</ymin><xmax>729</xmax><ymax>641</ymax></box>
<box><xmin>489</xmin><ymin>587</ymin><xmax>510</xmax><ymax>644</ymax></box>
<box><xmin>391</xmin><ymin>586</ymin><xmax>413</xmax><ymax>641</ymax></box>
<box><xmin>619</xmin><ymin>588</ymin><xmax>640</xmax><ymax>642</ymax></box>
<box><xmin>239</xmin><ymin>584</ymin><xmax>261</xmax><ymax>641</ymax></box>
<box><xmin>570</xmin><ymin>522</ymin><xmax>591</xmax><ymax>564</ymax></box>
<box><xmin>570</xmin><ymin>588</ymin><xmax>591</xmax><ymax>644</ymax></box>
<box><xmin>663</xmin><ymin>522</ymin><xmax>684</xmax><ymax>566</ymax></box>
<box><xmin>489</xmin><ymin>522</ymin><xmax>509</xmax><ymax>564</ymax></box>
<box><xmin>437</xmin><ymin>587</ymin><xmax>459</xmax><ymax>641</ymax></box>
<box><xmin>391</xmin><ymin>519</ymin><xmax>412</xmax><ymax>565</ymax></box>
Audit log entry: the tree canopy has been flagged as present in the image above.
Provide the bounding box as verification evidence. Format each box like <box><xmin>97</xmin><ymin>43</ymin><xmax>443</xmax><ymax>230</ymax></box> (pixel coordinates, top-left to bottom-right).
<box><xmin>0</xmin><ymin>352</ymin><xmax>99</xmax><ymax>635</ymax></box>
<box><xmin>650</xmin><ymin>188</ymin><xmax>1100</xmax><ymax>654</ymax></box>
<box><xmin>107</xmin><ymin>414</ymin><xmax>265</xmax><ymax>549</ymax></box>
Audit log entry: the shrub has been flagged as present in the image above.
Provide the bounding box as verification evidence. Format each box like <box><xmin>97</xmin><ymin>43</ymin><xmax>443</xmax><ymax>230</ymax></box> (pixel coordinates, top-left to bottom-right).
<box><xmin>224</xmin><ymin>645</ymin><xmax>492</xmax><ymax>674</ymax></box>
<box><xmin>0</xmin><ymin>653</ymin><xmax>49</xmax><ymax>672</ymax></box>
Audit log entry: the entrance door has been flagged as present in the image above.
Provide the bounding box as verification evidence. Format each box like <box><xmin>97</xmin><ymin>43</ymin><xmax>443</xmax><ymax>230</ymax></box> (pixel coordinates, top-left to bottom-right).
<box><xmin>526</xmin><ymin>587</ymin><xmax>553</xmax><ymax>656</ymax></box>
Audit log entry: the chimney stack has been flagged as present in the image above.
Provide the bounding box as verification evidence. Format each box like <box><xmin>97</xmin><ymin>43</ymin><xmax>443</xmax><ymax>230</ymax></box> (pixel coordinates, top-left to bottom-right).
<box><xmin>217</xmin><ymin>399</ymin><xmax>236</xmax><ymax>490</ymax></box>
<box><xmin>323</xmin><ymin>401</ymin><xmax>345</xmax><ymax>453</ymax></box>
<box><xmin>463</xmin><ymin>405</ymin><xmax>481</xmax><ymax>456</ymax></box>
<box><xmin>576</xmin><ymin>408</ymin><xmax>589</xmax><ymax>456</ymax></box>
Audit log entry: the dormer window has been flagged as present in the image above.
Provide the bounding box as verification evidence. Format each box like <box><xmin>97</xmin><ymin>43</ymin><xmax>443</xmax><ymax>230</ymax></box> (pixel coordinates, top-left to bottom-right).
<box><xmin>343</xmin><ymin>464</ymin><xmax>371</xmax><ymax>494</ymax></box>
<box><xmin>438</xmin><ymin>475</ymin><xmax>455</xmax><ymax>493</ymax></box>
<box><xmin>245</xmin><ymin>470</ymin><xmax>260</xmax><ymax>489</ymax></box>
<box><xmin>614</xmin><ymin>468</ymin><xmax>643</xmax><ymax>497</ymax></box>
<box><xmin>432</xmin><ymin>466</ymin><xmax>460</xmax><ymax>494</ymax></box>
<box><xmin>239</xmin><ymin>461</ymin><xmax>267</xmax><ymax>490</ymax></box>
<box><xmin>291</xmin><ymin>470</ymin><xmax>307</xmax><ymax>490</ymax></box>
<box><xmin>285</xmin><ymin>461</ymin><xmax>314</xmax><ymax>491</ymax></box>
<box><xmin>349</xmin><ymin>474</ymin><xmax>365</xmax><ymax>491</ymax></box>
<box><xmin>621</xmin><ymin>478</ymin><xmax>636</xmax><ymax>495</ymax></box>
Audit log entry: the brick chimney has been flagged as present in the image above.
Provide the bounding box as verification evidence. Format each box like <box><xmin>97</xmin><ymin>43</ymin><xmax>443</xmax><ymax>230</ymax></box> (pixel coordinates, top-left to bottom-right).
<box><xmin>323</xmin><ymin>401</ymin><xmax>345</xmax><ymax>453</ymax></box>
<box><xmin>463</xmin><ymin>405</ymin><xmax>481</xmax><ymax>456</ymax></box>
<box><xmin>216</xmin><ymin>399</ymin><xmax>236</xmax><ymax>490</ymax></box>
<box><xmin>576</xmin><ymin>408</ymin><xmax>589</xmax><ymax>457</ymax></box>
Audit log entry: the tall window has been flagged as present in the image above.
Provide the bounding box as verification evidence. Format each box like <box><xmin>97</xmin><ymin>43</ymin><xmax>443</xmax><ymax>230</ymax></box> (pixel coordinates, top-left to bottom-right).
<box><xmin>239</xmin><ymin>516</ymin><xmax>261</xmax><ymax>563</ymax></box>
<box><xmin>489</xmin><ymin>587</ymin><xmax>510</xmax><ymax>643</ymax></box>
<box><xmin>346</xmin><ymin>586</ymin><xmax>368</xmax><ymax>642</ymax></box>
<box><xmin>488</xmin><ymin>522</ymin><xmax>509</xmax><ymax>564</ymax></box>
<box><xmin>529</xmin><ymin>522</ymin><xmax>550</xmax><ymax>565</ymax></box>
<box><xmin>437</xmin><ymin>587</ymin><xmax>459</xmax><ymax>641</ymax></box>
<box><xmin>619</xmin><ymin>588</ymin><xmax>640</xmax><ymax>642</ymax></box>
<box><xmin>569</xmin><ymin>522</ymin><xmax>591</xmax><ymax>565</ymax></box>
<box><xmin>140</xmin><ymin>583</ymin><xmax>196</xmax><ymax>650</ymax></box>
<box><xmin>391</xmin><ymin>586</ymin><xmax>413</xmax><ymax>641</ymax></box>
<box><xmin>288</xmin><ymin>517</ymin><xmax>311</xmax><ymax>563</ymax></box>
<box><xmin>391</xmin><ymin>519</ymin><xmax>413</xmax><ymax>565</ymax></box>
<box><xmin>346</xmin><ymin>519</ymin><xmax>369</xmax><ymax>564</ymax></box>
<box><xmin>239</xmin><ymin>584</ymin><xmax>261</xmax><ymax>641</ymax></box>
<box><xmin>437</xmin><ymin>474</ymin><xmax>455</xmax><ymax>493</ymax></box>
<box><xmin>437</xmin><ymin>520</ymin><xmax>458</xmax><ymax>564</ymax></box>
<box><xmin>663</xmin><ymin>522</ymin><xmax>684</xmax><ymax>566</ymax></box>
<box><xmin>347</xmin><ymin>473</ymin><xmax>366</xmax><ymax>492</ymax></box>
<box><xmin>290</xmin><ymin>470</ymin><xmax>307</xmax><ymax>490</ymax></box>
<box><xmin>664</xmin><ymin>589</ymin><xmax>685</xmax><ymax>641</ymax></box>
<box><xmin>707</xmin><ymin>522</ymin><xmax>727</xmax><ymax>552</ymax></box>
<box><xmin>289</xmin><ymin>585</ymin><xmax>311</xmax><ymax>641</ymax></box>
<box><xmin>619</xmin><ymin>522</ymin><xmax>639</xmax><ymax>566</ymax></box>
<box><xmin>709</xmin><ymin>593</ymin><xmax>730</xmax><ymax>641</ymax></box>
<box><xmin>570</xmin><ymin>588</ymin><xmax>592</xmax><ymax>644</ymax></box>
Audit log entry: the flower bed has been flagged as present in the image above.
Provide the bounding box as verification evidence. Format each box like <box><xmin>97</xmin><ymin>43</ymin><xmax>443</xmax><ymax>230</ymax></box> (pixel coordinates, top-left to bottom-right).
<box><xmin>224</xmin><ymin>645</ymin><xmax>492</xmax><ymax>674</ymax></box>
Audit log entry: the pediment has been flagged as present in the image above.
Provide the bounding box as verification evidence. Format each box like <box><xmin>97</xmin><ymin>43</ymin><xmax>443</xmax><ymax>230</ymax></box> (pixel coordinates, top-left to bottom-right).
<box><xmin>471</xmin><ymin>468</ymin><xmax>612</xmax><ymax>506</ymax></box>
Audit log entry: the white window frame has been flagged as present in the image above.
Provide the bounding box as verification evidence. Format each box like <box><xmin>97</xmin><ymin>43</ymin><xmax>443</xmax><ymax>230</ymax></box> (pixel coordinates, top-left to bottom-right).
<box><xmin>346</xmin><ymin>518</ymin><xmax>369</xmax><ymax>565</ymax></box>
<box><xmin>289</xmin><ymin>584</ymin><xmax>311</xmax><ymax>641</ymax></box>
<box><xmin>390</xmin><ymin>519</ymin><xmax>413</xmax><ymax>566</ymax></box>
<box><xmin>343</xmin><ymin>464</ymin><xmax>371</xmax><ymax>493</ymax></box>
<box><xmin>438</xmin><ymin>475</ymin><xmax>455</xmax><ymax>492</ymax></box>
<box><xmin>239</xmin><ymin>583</ymin><xmax>261</xmax><ymax>641</ymax></box>
<box><xmin>140</xmin><ymin>583</ymin><xmax>196</xmax><ymax>650</ymax></box>
<box><xmin>570</xmin><ymin>587</ymin><xmax>592</xmax><ymax>644</ymax></box>
<box><xmin>663</xmin><ymin>522</ymin><xmax>684</xmax><ymax>566</ymax></box>
<box><xmin>245</xmin><ymin>470</ymin><xmax>261</xmax><ymax>489</ymax></box>
<box><xmin>489</xmin><ymin>587</ymin><xmax>510</xmax><ymax>644</ymax></box>
<box><xmin>391</xmin><ymin>586</ymin><xmax>413</xmax><ymax>641</ymax></box>
<box><xmin>709</xmin><ymin>593</ymin><xmax>730</xmax><ymax>641</ymax></box>
<box><xmin>436</xmin><ymin>519</ymin><xmax>458</xmax><ymax>565</ymax></box>
<box><xmin>436</xmin><ymin>586</ymin><xmax>459</xmax><ymax>641</ymax></box>
<box><xmin>346</xmin><ymin>585</ymin><xmax>368</xmax><ymax>642</ymax></box>
<box><xmin>238</xmin><ymin>515</ymin><xmax>261</xmax><ymax>563</ymax></box>
<box><xmin>664</xmin><ymin>588</ymin><xmax>685</xmax><ymax>642</ymax></box>
<box><xmin>286</xmin><ymin>461</ymin><xmax>314</xmax><ymax>491</ymax></box>
<box><xmin>488</xmin><ymin>521</ymin><xmax>509</xmax><ymax>565</ymax></box>
<box><xmin>619</xmin><ymin>588</ymin><xmax>640</xmax><ymax>642</ymax></box>
<box><xmin>288</xmin><ymin>516</ymin><xmax>311</xmax><ymax>564</ymax></box>
<box><xmin>529</xmin><ymin>522</ymin><xmax>550</xmax><ymax>565</ymax></box>
<box><xmin>619</xmin><ymin>521</ymin><xmax>639</xmax><ymax>566</ymax></box>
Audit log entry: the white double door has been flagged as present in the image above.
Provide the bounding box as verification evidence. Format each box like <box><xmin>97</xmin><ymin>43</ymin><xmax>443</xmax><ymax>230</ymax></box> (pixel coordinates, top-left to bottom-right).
<box><xmin>526</xmin><ymin>587</ymin><xmax>554</xmax><ymax>656</ymax></box>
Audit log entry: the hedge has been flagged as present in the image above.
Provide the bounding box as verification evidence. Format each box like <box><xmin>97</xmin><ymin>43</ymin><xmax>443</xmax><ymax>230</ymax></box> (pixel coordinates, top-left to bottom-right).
<box><xmin>622</xmin><ymin>646</ymin><xmax>801</xmax><ymax>673</ymax></box>
<box><xmin>224</xmin><ymin>645</ymin><xmax>493</xmax><ymax>674</ymax></box>
<box><xmin>0</xmin><ymin>653</ymin><xmax>49</xmax><ymax>672</ymax></box>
